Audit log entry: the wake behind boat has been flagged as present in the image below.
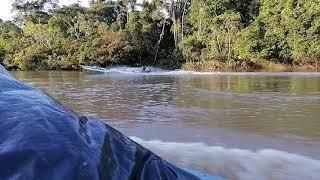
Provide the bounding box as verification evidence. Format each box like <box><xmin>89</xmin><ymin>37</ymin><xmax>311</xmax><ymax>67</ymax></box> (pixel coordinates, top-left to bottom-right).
<box><xmin>81</xmin><ymin>66</ymin><xmax>320</xmax><ymax>76</ymax></box>
<box><xmin>81</xmin><ymin>66</ymin><xmax>165</xmax><ymax>74</ymax></box>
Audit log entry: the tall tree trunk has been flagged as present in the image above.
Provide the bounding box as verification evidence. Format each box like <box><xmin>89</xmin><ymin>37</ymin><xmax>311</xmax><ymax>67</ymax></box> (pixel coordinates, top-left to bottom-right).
<box><xmin>227</xmin><ymin>28</ymin><xmax>231</xmax><ymax>60</ymax></box>
<box><xmin>198</xmin><ymin>19</ymin><xmax>202</xmax><ymax>39</ymax></box>
<box><xmin>181</xmin><ymin>0</ymin><xmax>188</xmax><ymax>41</ymax></box>
<box><xmin>172</xmin><ymin>1</ymin><xmax>177</xmax><ymax>47</ymax></box>
<box><xmin>126</xmin><ymin>9</ymin><xmax>129</xmax><ymax>24</ymax></box>
<box><xmin>213</xmin><ymin>5</ymin><xmax>222</xmax><ymax>55</ymax></box>
<box><xmin>216</xmin><ymin>33</ymin><xmax>221</xmax><ymax>54</ymax></box>
<box><xmin>153</xmin><ymin>19</ymin><xmax>166</xmax><ymax>66</ymax></box>
<box><xmin>198</xmin><ymin>2</ymin><xmax>204</xmax><ymax>40</ymax></box>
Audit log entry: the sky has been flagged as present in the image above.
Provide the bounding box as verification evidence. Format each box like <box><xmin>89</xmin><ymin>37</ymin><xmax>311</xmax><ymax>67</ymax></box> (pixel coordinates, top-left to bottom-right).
<box><xmin>0</xmin><ymin>0</ymin><xmax>89</xmax><ymax>21</ymax></box>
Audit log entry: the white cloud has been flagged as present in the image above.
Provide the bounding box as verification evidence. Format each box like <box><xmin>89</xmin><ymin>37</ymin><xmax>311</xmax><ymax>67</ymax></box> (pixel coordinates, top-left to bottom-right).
<box><xmin>0</xmin><ymin>0</ymin><xmax>13</xmax><ymax>21</ymax></box>
<box><xmin>59</xmin><ymin>0</ymin><xmax>89</xmax><ymax>7</ymax></box>
<box><xmin>0</xmin><ymin>0</ymin><xmax>90</xmax><ymax>21</ymax></box>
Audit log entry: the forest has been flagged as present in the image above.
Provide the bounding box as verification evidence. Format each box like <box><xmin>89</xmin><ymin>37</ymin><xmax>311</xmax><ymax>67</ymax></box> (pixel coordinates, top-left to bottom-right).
<box><xmin>0</xmin><ymin>0</ymin><xmax>319</xmax><ymax>71</ymax></box>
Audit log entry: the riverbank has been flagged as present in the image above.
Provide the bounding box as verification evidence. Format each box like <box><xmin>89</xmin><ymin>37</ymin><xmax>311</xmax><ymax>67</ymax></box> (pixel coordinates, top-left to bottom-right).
<box><xmin>4</xmin><ymin>58</ymin><xmax>319</xmax><ymax>72</ymax></box>
<box><xmin>180</xmin><ymin>59</ymin><xmax>319</xmax><ymax>72</ymax></box>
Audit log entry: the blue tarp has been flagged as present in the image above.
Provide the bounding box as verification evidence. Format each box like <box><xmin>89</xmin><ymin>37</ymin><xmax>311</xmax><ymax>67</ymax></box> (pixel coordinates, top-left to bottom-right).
<box><xmin>0</xmin><ymin>65</ymin><xmax>221</xmax><ymax>180</ymax></box>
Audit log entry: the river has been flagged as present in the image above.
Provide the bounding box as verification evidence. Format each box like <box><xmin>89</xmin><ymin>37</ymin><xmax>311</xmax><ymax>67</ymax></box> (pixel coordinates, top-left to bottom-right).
<box><xmin>14</xmin><ymin>69</ymin><xmax>320</xmax><ymax>180</ymax></box>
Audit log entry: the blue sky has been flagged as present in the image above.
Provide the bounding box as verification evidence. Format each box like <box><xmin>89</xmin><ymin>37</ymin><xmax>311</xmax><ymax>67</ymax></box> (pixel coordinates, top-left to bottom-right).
<box><xmin>0</xmin><ymin>0</ymin><xmax>89</xmax><ymax>21</ymax></box>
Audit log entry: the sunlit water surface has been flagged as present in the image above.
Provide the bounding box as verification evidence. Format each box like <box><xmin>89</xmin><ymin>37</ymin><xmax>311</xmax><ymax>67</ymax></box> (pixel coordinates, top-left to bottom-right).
<box><xmin>14</xmin><ymin>70</ymin><xmax>320</xmax><ymax>179</ymax></box>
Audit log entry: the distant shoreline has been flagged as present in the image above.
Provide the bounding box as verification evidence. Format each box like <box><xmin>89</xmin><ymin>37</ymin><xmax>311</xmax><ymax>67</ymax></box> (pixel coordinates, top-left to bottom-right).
<box><xmin>10</xmin><ymin>67</ymin><xmax>320</xmax><ymax>73</ymax></box>
<box><xmin>179</xmin><ymin>60</ymin><xmax>319</xmax><ymax>72</ymax></box>
<box><xmin>7</xmin><ymin>59</ymin><xmax>319</xmax><ymax>73</ymax></box>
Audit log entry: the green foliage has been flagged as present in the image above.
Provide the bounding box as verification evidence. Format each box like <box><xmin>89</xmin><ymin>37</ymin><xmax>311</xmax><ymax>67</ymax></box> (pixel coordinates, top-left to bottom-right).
<box><xmin>180</xmin><ymin>0</ymin><xmax>242</xmax><ymax>62</ymax></box>
<box><xmin>76</xmin><ymin>25</ymin><xmax>130</xmax><ymax>67</ymax></box>
<box><xmin>285</xmin><ymin>0</ymin><xmax>320</xmax><ymax>64</ymax></box>
<box><xmin>0</xmin><ymin>0</ymin><xmax>319</xmax><ymax>70</ymax></box>
<box><xmin>236</xmin><ymin>0</ymin><xmax>320</xmax><ymax>66</ymax></box>
<box><xmin>12</xmin><ymin>0</ymin><xmax>57</xmax><ymax>25</ymax></box>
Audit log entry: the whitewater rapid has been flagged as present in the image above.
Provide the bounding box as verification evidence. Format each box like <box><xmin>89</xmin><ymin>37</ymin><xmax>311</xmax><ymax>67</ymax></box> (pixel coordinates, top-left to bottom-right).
<box><xmin>81</xmin><ymin>66</ymin><xmax>320</xmax><ymax>76</ymax></box>
<box><xmin>131</xmin><ymin>137</ymin><xmax>320</xmax><ymax>180</ymax></box>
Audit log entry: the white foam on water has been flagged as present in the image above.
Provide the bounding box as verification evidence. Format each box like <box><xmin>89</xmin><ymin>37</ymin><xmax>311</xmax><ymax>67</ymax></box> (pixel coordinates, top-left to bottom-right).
<box><xmin>81</xmin><ymin>66</ymin><xmax>165</xmax><ymax>74</ymax></box>
<box><xmin>130</xmin><ymin>137</ymin><xmax>320</xmax><ymax>180</ymax></box>
<box><xmin>81</xmin><ymin>66</ymin><xmax>320</xmax><ymax>76</ymax></box>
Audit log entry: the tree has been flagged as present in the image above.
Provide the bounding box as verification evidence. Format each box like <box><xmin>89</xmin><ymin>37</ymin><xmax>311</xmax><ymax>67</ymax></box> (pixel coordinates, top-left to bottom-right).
<box><xmin>236</xmin><ymin>0</ymin><xmax>320</xmax><ymax>68</ymax></box>
<box><xmin>180</xmin><ymin>0</ymin><xmax>241</xmax><ymax>62</ymax></box>
<box><xmin>12</xmin><ymin>0</ymin><xmax>58</xmax><ymax>24</ymax></box>
<box><xmin>0</xmin><ymin>0</ymin><xmax>318</xmax><ymax>71</ymax></box>
<box><xmin>0</xmin><ymin>20</ymin><xmax>23</xmax><ymax>69</ymax></box>
<box><xmin>285</xmin><ymin>0</ymin><xmax>320</xmax><ymax>69</ymax></box>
